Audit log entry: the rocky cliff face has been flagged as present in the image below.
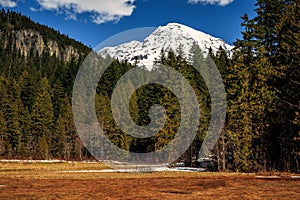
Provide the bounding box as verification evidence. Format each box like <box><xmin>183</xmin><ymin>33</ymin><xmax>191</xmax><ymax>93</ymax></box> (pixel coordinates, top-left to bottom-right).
<box><xmin>0</xmin><ymin>10</ymin><xmax>91</xmax><ymax>64</ymax></box>
<box><xmin>1</xmin><ymin>29</ymin><xmax>82</xmax><ymax>61</ymax></box>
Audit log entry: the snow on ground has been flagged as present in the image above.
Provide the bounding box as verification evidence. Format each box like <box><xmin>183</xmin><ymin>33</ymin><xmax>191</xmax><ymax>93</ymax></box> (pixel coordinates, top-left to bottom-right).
<box><xmin>255</xmin><ymin>175</ymin><xmax>300</xmax><ymax>179</ymax></box>
<box><xmin>255</xmin><ymin>176</ymin><xmax>281</xmax><ymax>179</ymax></box>
<box><xmin>0</xmin><ymin>159</ymin><xmax>98</xmax><ymax>164</ymax></box>
<box><xmin>0</xmin><ymin>159</ymin><xmax>206</xmax><ymax>172</ymax></box>
<box><xmin>61</xmin><ymin>167</ymin><xmax>206</xmax><ymax>173</ymax></box>
<box><xmin>0</xmin><ymin>159</ymin><xmax>67</xmax><ymax>163</ymax></box>
<box><xmin>2</xmin><ymin>160</ymin><xmax>300</xmax><ymax>175</ymax></box>
<box><xmin>291</xmin><ymin>176</ymin><xmax>300</xmax><ymax>179</ymax></box>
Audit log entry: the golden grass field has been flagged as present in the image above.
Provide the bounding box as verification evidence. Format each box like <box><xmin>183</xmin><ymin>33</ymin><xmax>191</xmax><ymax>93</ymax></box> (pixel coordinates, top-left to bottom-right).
<box><xmin>0</xmin><ymin>161</ymin><xmax>299</xmax><ymax>199</ymax></box>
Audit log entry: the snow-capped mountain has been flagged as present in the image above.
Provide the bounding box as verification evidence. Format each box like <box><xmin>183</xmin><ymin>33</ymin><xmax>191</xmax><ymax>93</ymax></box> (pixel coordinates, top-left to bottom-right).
<box><xmin>99</xmin><ymin>23</ymin><xmax>233</xmax><ymax>69</ymax></box>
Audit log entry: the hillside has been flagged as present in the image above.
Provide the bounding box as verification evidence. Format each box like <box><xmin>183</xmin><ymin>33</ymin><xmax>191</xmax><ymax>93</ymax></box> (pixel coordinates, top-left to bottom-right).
<box><xmin>0</xmin><ymin>9</ymin><xmax>91</xmax><ymax>61</ymax></box>
<box><xmin>0</xmin><ymin>10</ymin><xmax>93</xmax><ymax>160</ymax></box>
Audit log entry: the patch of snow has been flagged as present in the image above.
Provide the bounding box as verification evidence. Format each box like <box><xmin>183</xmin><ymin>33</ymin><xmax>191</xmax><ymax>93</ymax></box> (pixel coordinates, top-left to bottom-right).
<box><xmin>168</xmin><ymin>167</ymin><xmax>206</xmax><ymax>172</ymax></box>
<box><xmin>255</xmin><ymin>176</ymin><xmax>281</xmax><ymax>179</ymax></box>
<box><xmin>0</xmin><ymin>159</ymin><xmax>98</xmax><ymax>164</ymax></box>
<box><xmin>291</xmin><ymin>176</ymin><xmax>300</xmax><ymax>179</ymax></box>
<box><xmin>60</xmin><ymin>166</ymin><xmax>206</xmax><ymax>173</ymax></box>
<box><xmin>0</xmin><ymin>159</ymin><xmax>67</xmax><ymax>163</ymax></box>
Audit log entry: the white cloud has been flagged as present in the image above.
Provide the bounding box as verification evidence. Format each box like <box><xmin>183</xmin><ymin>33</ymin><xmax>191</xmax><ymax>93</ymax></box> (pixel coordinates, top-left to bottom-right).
<box><xmin>188</xmin><ymin>0</ymin><xmax>234</xmax><ymax>6</ymax></box>
<box><xmin>36</xmin><ymin>0</ymin><xmax>136</xmax><ymax>24</ymax></box>
<box><xmin>0</xmin><ymin>0</ymin><xmax>17</xmax><ymax>7</ymax></box>
<box><xmin>92</xmin><ymin>13</ymin><xmax>121</xmax><ymax>24</ymax></box>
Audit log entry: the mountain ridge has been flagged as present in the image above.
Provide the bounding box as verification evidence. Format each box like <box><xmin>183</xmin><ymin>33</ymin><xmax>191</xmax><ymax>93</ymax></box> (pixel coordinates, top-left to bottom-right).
<box><xmin>99</xmin><ymin>22</ymin><xmax>234</xmax><ymax>69</ymax></box>
<box><xmin>0</xmin><ymin>9</ymin><xmax>91</xmax><ymax>62</ymax></box>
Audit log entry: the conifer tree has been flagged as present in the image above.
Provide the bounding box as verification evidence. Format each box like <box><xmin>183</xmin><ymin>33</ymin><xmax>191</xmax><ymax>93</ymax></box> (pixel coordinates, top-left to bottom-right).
<box><xmin>272</xmin><ymin>0</ymin><xmax>300</xmax><ymax>171</ymax></box>
<box><xmin>55</xmin><ymin>96</ymin><xmax>75</xmax><ymax>159</ymax></box>
<box><xmin>227</xmin><ymin>11</ymin><xmax>276</xmax><ymax>171</ymax></box>
<box><xmin>0</xmin><ymin>110</ymin><xmax>7</xmax><ymax>155</ymax></box>
<box><xmin>226</xmin><ymin>0</ymin><xmax>300</xmax><ymax>172</ymax></box>
<box><xmin>18</xmin><ymin>70</ymin><xmax>36</xmax><ymax>112</ymax></box>
<box><xmin>31</xmin><ymin>77</ymin><xmax>54</xmax><ymax>159</ymax></box>
<box><xmin>1</xmin><ymin>78</ymin><xmax>21</xmax><ymax>157</ymax></box>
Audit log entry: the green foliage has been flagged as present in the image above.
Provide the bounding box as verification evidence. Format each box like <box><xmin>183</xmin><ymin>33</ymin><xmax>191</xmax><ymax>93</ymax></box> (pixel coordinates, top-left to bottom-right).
<box><xmin>31</xmin><ymin>77</ymin><xmax>54</xmax><ymax>159</ymax></box>
<box><xmin>0</xmin><ymin>10</ymin><xmax>91</xmax><ymax>159</ymax></box>
<box><xmin>0</xmin><ymin>9</ymin><xmax>90</xmax><ymax>56</ymax></box>
<box><xmin>225</xmin><ymin>0</ymin><xmax>300</xmax><ymax>172</ymax></box>
<box><xmin>55</xmin><ymin>96</ymin><xmax>77</xmax><ymax>160</ymax></box>
<box><xmin>0</xmin><ymin>110</ymin><xmax>7</xmax><ymax>155</ymax></box>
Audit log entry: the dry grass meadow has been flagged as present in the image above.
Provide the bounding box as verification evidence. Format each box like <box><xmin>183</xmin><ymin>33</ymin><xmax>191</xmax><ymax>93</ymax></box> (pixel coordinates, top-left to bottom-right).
<box><xmin>0</xmin><ymin>161</ymin><xmax>299</xmax><ymax>199</ymax></box>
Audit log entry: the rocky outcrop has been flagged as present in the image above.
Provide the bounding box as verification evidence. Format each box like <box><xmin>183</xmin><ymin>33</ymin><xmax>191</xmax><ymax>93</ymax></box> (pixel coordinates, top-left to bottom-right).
<box><xmin>1</xmin><ymin>29</ymin><xmax>81</xmax><ymax>61</ymax></box>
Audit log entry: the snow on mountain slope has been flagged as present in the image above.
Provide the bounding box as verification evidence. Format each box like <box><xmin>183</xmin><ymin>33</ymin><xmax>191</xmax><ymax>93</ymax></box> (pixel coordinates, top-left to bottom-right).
<box><xmin>99</xmin><ymin>23</ymin><xmax>233</xmax><ymax>69</ymax></box>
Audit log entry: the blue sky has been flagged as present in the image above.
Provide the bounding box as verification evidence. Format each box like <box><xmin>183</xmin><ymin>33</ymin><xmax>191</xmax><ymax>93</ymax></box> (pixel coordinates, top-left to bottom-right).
<box><xmin>0</xmin><ymin>0</ymin><xmax>256</xmax><ymax>48</ymax></box>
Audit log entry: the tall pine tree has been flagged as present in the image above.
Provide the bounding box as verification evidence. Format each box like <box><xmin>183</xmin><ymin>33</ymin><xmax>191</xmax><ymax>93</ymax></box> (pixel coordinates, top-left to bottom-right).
<box><xmin>31</xmin><ymin>77</ymin><xmax>54</xmax><ymax>159</ymax></box>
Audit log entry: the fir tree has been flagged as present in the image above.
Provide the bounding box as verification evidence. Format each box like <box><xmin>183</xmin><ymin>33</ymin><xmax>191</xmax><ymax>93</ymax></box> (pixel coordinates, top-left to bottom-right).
<box><xmin>31</xmin><ymin>77</ymin><xmax>54</xmax><ymax>159</ymax></box>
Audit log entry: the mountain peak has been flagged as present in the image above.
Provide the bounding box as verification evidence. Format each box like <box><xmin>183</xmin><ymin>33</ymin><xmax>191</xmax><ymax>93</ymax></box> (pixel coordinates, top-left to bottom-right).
<box><xmin>163</xmin><ymin>22</ymin><xmax>199</xmax><ymax>30</ymax></box>
<box><xmin>164</xmin><ymin>22</ymin><xmax>189</xmax><ymax>28</ymax></box>
<box><xmin>99</xmin><ymin>22</ymin><xmax>233</xmax><ymax>69</ymax></box>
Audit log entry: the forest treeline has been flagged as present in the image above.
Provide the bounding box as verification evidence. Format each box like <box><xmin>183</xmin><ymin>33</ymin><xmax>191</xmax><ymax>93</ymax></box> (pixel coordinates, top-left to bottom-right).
<box><xmin>0</xmin><ymin>0</ymin><xmax>299</xmax><ymax>172</ymax></box>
